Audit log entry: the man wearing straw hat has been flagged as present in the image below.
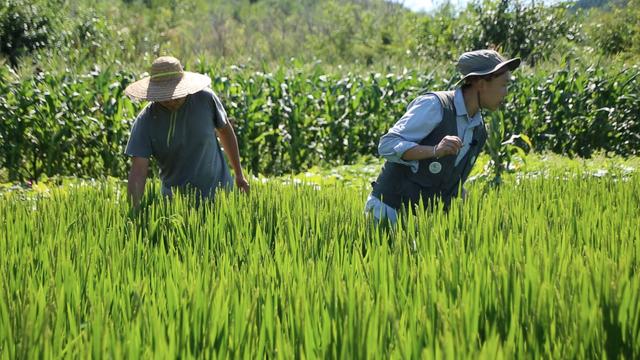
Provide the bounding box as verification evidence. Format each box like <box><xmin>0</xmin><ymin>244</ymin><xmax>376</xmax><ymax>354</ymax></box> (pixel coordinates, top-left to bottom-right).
<box><xmin>124</xmin><ymin>56</ymin><xmax>249</xmax><ymax>208</ymax></box>
<box><xmin>365</xmin><ymin>49</ymin><xmax>521</xmax><ymax>225</ymax></box>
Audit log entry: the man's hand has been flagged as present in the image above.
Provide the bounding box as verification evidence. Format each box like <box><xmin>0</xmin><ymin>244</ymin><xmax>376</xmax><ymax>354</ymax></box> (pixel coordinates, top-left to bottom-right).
<box><xmin>235</xmin><ymin>176</ymin><xmax>250</xmax><ymax>194</ymax></box>
<box><xmin>434</xmin><ymin>136</ymin><xmax>463</xmax><ymax>158</ymax></box>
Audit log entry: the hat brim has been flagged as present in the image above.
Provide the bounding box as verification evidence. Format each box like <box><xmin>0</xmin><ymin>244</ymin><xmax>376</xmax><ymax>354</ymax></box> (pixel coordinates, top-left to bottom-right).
<box><xmin>125</xmin><ymin>72</ymin><xmax>211</xmax><ymax>102</ymax></box>
<box><xmin>455</xmin><ymin>57</ymin><xmax>521</xmax><ymax>87</ymax></box>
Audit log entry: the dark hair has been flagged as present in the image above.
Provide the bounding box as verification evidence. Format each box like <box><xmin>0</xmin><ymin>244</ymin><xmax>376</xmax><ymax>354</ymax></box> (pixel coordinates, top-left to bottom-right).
<box><xmin>461</xmin><ymin>68</ymin><xmax>509</xmax><ymax>89</ymax></box>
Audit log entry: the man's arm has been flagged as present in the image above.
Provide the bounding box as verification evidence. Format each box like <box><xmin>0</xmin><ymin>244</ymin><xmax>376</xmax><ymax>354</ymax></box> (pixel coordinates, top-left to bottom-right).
<box><xmin>378</xmin><ymin>95</ymin><xmax>444</xmax><ymax>172</ymax></box>
<box><xmin>127</xmin><ymin>156</ymin><xmax>149</xmax><ymax>208</ymax></box>
<box><xmin>216</xmin><ymin>122</ymin><xmax>250</xmax><ymax>193</ymax></box>
<box><xmin>402</xmin><ymin>135</ymin><xmax>463</xmax><ymax>160</ymax></box>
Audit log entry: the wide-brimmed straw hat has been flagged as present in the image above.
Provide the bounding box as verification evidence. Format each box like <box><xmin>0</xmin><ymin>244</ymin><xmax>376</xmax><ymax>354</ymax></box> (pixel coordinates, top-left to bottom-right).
<box><xmin>454</xmin><ymin>49</ymin><xmax>521</xmax><ymax>87</ymax></box>
<box><xmin>125</xmin><ymin>56</ymin><xmax>211</xmax><ymax>102</ymax></box>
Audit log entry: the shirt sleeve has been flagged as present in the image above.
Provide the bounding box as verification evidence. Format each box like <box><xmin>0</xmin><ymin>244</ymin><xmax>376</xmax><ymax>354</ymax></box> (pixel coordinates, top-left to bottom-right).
<box><xmin>377</xmin><ymin>94</ymin><xmax>443</xmax><ymax>173</ymax></box>
<box><xmin>124</xmin><ymin>107</ymin><xmax>152</xmax><ymax>158</ymax></box>
<box><xmin>207</xmin><ymin>89</ymin><xmax>229</xmax><ymax>129</ymax></box>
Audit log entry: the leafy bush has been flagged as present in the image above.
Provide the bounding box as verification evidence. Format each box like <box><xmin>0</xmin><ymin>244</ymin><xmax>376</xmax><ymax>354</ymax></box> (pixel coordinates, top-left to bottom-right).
<box><xmin>468</xmin><ymin>0</ymin><xmax>581</xmax><ymax>65</ymax></box>
<box><xmin>0</xmin><ymin>0</ymin><xmax>55</xmax><ymax>67</ymax></box>
<box><xmin>587</xmin><ymin>0</ymin><xmax>640</xmax><ymax>55</ymax></box>
<box><xmin>1</xmin><ymin>60</ymin><xmax>639</xmax><ymax>181</ymax></box>
<box><xmin>417</xmin><ymin>0</ymin><xmax>581</xmax><ymax>65</ymax></box>
<box><xmin>500</xmin><ymin>61</ymin><xmax>640</xmax><ymax>157</ymax></box>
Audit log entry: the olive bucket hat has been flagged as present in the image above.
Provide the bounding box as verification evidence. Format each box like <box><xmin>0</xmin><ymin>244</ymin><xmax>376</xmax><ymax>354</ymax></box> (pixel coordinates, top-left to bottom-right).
<box><xmin>454</xmin><ymin>49</ymin><xmax>521</xmax><ymax>87</ymax></box>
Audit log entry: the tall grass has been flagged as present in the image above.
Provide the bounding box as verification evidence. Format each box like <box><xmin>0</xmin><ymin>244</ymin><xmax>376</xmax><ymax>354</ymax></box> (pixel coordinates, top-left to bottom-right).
<box><xmin>1</xmin><ymin>172</ymin><xmax>638</xmax><ymax>358</ymax></box>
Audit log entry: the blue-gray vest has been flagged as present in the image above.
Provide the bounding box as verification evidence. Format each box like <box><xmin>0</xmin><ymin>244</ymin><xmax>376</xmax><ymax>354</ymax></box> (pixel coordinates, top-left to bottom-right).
<box><xmin>371</xmin><ymin>91</ymin><xmax>487</xmax><ymax>211</ymax></box>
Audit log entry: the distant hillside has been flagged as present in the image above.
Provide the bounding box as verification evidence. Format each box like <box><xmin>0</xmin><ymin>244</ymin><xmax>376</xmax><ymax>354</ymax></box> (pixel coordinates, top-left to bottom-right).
<box><xmin>1</xmin><ymin>0</ymin><xmax>638</xmax><ymax>72</ymax></box>
<box><xmin>572</xmin><ymin>0</ymin><xmax>627</xmax><ymax>9</ymax></box>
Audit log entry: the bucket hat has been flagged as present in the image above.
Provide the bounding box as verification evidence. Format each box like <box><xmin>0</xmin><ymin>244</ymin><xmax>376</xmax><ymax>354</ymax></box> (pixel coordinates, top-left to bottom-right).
<box><xmin>455</xmin><ymin>49</ymin><xmax>521</xmax><ymax>87</ymax></box>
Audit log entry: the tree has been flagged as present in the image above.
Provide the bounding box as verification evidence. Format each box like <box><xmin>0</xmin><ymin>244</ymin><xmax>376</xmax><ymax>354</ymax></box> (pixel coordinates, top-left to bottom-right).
<box><xmin>0</xmin><ymin>0</ymin><xmax>52</xmax><ymax>68</ymax></box>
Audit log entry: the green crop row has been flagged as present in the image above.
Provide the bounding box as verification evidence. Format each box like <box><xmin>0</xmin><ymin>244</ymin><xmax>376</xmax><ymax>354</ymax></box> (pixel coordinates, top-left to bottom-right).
<box><xmin>1</xmin><ymin>62</ymin><xmax>638</xmax><ymax>182</ymax></box>
<box><xmin>0</xmin><ymin>171</ymin><xmax>638</xmax><ymax>358</ymax></box>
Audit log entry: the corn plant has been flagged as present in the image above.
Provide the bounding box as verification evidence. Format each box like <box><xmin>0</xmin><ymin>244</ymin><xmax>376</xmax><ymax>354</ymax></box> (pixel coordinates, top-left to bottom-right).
<box><xmin>483</xmin><ymin>110</ymin><xmax>532</xmax><ymax>186</ymax></box>
<box><xmin>1</xmin><ymin>61</ymin><xmax>639</xmax><ymax>182</ymax></box>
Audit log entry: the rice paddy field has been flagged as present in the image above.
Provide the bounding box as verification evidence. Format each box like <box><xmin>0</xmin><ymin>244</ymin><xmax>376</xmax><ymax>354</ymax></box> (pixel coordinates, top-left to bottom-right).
<box><xmin>1</xmin><ymin>154</ymin><xmax>639</xmax><ymax>358</ymax></box>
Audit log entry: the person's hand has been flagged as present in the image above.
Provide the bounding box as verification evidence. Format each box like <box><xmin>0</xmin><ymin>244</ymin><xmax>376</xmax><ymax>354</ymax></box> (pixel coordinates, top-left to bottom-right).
<box><xmin>434</xmin><ymin>136</ymin><xmax>463</xmax><ymax>158</ymax></box>
<box><xmin>235</xmin><ymin>176</ymin><xmax>250</xmax><ymax>194</ymax></box>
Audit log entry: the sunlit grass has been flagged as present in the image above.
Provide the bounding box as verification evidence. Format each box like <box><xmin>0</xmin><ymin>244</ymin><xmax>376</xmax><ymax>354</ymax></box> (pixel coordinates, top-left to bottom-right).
<box><xmin>1</xmin><ymin>167</ymin><xmax>638</xmax><ymax>358</ymax></box>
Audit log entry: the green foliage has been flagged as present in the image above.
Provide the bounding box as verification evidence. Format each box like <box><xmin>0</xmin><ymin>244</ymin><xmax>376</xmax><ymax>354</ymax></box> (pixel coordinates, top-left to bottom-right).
<box><xmin>587</xmin><ymin>0</ymin><xmax>640</xmax><ymax>55</ymax></box>
<box><xmin>2</xmin><ymin>59</ymin><xmax>640</xmax><ymax>181</ymax></box>
<box><xmin>417</xmin><ymin>0</ymin><xmax>582</xmax><ymax>65</ymax></box>
<box><xmin>0</xmin><ymin>66</ymin><xmax>138</xmax><ymax>181</ymax></box>
<box><xmin>0</xmin><ymin>62</ymin><xmax>442</xmax><ymax>180</ymax></box>
<box><xmin>1</xmin><ymin>171</ymin><xmax>639</xmax><ymax>357</ymax></box>
<box><xmin>2</xmin><ymin>0</ymin><xmax>638</xmax><ymax>70</ymax></box>
<box><xmin>211</xmin><ymin>66</ymin><xmax>436</xmax><ymax>175</ymax></box>
<box><xmin>0</xmin><ymin>0</ymin><xmax>57</xmax><ymax>67</ymax></box>
<box><xmin>468</xmin><ymin>0</ymin><xmax>581</xmax><ymax>65</ymax></box>
<box><xmin>500</xmin><ymin>60</ymin><xmax>640</xmax><ymax>157</ymax></box>
<box><xmin>1</xmin><ymin>0</ymin><xmax>419</xmax><ymax>69</ymax></box>
<box><xmin>416</xmin><ymin>3</ymin><xmax>469</xmax><ymax>63</ymax></box>
<box><xmin>483</xmin><ymin>110</ymin><xmax>531</xmax><ymax>186</ymax></box>
<box><xmin>2</xmin><ymin>0</ymin><xmax>640</xmax><ymax>182</ymax></box>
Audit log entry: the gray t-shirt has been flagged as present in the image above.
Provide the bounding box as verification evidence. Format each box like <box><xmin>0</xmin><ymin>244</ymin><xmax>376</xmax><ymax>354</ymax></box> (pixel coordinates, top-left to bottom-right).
<box><xmin>125</xmin><ymin>88</ymin><xmax>233</xmax><ymax>198</ymax></box>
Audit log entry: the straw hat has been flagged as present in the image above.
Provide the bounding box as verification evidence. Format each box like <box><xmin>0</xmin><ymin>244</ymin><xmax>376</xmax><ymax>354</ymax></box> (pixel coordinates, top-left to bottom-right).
<box><xmin>125</xmin><ymin>56</ymin><xmax>211</xmax><ymax>102</ymax></box>
<box><xmin>454</xmin><ymin>49</ymin><xmax>521</xmax><ymax>87</ymax></box>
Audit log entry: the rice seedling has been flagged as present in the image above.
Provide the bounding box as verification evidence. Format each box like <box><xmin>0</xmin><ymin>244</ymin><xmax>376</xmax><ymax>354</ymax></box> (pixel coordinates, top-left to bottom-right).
<box><xmin>1</xmin><ymin>170</ymin><xmax>638</xmax><ymax>358</ymax></box>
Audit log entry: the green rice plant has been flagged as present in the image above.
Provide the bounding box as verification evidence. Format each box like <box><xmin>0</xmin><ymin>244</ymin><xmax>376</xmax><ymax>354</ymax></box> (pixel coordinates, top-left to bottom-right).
<box><xmin>0</xmin><ymin>170</ymin><xmax>638</xmax><ymax>358</ymax></box>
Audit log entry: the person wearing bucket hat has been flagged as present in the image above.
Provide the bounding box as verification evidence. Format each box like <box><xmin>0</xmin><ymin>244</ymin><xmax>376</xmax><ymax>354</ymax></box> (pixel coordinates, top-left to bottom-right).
<box><xmin>365</xmin><ymin>49</ymin><xmax>520</xmax><ymax>225</ymax></box>
<box><xmin>124</xmin><ymin>56</ymin><xmax>250</xmax><ymax>208</ymax></box>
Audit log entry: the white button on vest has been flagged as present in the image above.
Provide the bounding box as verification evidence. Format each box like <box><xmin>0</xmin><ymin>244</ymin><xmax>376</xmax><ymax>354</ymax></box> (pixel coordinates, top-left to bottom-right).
<box><xmin>429</xmin><ymin>161</ymin><xmax>442</xmax><ymax>174</ymax></box>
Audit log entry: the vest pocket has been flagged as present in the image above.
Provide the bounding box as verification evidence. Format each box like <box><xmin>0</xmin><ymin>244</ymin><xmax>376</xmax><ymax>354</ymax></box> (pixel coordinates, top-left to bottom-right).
<box><xmin>416</xmin><ymin>158</ymin><xmax>454</xmax><ymax>188</ymax></box>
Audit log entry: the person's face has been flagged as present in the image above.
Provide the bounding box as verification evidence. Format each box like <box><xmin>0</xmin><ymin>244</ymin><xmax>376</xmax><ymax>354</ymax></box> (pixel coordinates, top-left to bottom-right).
<box><xmin>158</xmin><ymin>97</ymin><xmax>186</xmax><ymax>112</ymax></box>
<box><xmin>479</xmin><ymin>71</ymin><xmax>511</xmax><ymax>111</ymax></box>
